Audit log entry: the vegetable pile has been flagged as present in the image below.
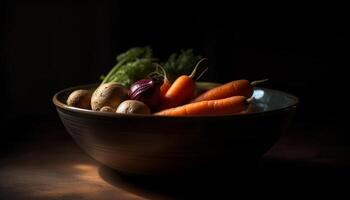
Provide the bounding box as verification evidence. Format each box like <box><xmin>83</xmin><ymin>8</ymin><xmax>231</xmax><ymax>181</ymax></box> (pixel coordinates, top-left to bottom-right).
<box><xmin>66</xmin><ymin>46</ymin><xmax>267</xmax><ymax>116</ymax></box>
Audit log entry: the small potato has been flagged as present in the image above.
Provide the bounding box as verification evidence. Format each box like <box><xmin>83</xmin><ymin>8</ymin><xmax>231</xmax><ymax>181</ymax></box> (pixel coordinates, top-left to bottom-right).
<box><xmin>100</xmin><ymin>106</ymin><xmax>116</xmax><ymax>113</ymax></box>
<box><xmin>116</xmin><ymin>100</ymin><xmax>151</xmax><ymax>114</ymax></box>
<box><xmin>66</xmin><ymin>89</ymin><xmax>92</xmax><ymax>109</ymax></box>
<box><xmin>91</xmin><ymin>82</ymin><xmax>128</xmax><ymax>111</ymax></box>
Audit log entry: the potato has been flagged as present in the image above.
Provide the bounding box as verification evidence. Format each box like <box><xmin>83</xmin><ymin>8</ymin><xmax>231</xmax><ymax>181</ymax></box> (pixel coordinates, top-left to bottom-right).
<box><xmin>100</xmin><ymin>106</ymin><xmax>116</xmax><ymax>113</ymax></box>
<box><xmin>91</xmin><ymin>82</ymin><xmax>128</xmax><ymax>111</ymax></box>
<box><xmin>116</xmin><ymin>100</ymin><xmax>151</xmax><ymax>114</ymax></box>
<box><xmin>66</xmin><ymin>89</ymin><xmax>92</xmax><ymax>109</ymax></box>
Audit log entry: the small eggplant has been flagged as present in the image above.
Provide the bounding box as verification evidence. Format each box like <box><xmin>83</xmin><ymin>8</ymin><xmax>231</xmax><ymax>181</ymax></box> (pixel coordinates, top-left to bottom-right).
<box><xmin>128</xmin><ymin>79</ymin><xmax>161</xmax><ymax>110</ymax></box>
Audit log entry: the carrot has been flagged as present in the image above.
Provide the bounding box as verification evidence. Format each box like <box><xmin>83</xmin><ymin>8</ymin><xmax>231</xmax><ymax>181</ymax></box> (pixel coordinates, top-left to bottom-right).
<box><xmin>151</xmin><ymin>63</ymin><xmax>172</xmax><ymax>96</ymax></box>
<box><xmin>160</xmin><ymin>78</ymin><xmax>171</xmax><ymax>96</ymax></box>
<box><xmin>191</xmin><ymin>79</ymin><xmax>268</xmax><ymax>103</ymax></box>
<box><xmin>158</xmin><ymin>75</ymin><xmax>195</xmax><ymax>110</ymax></box>
<box><xmin>155</xmin><ymin>96</ymin><xmax>248</xmax><ymax>116</ymax></box>
<box><xmin>157</xmin><ymin>58</ymin><xmax>208</xmax><ymax>110</ymax></box>
<box><xmin>158</xmin><ymin>65</ymin><xmax>171</xmax><ymax>96</ymax></box>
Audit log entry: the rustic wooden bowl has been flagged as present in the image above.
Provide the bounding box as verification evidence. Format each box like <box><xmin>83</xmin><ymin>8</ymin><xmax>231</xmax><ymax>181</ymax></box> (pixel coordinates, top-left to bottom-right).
<box><xmin>53</xmin><ymin>83</ymin><xmax>298</xmax><ymax>175</ymax></box>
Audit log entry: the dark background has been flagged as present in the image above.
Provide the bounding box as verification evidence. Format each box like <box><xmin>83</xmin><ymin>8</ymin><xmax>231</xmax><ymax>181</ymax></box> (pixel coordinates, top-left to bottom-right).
<box><xmin>1</xmin><ymin>1</ymin><xmax>344</xmax><ymax>121</ymax></box>
<box><xmin>0</xmin><ymin>0</ymin><xmax>345</xmax><ymax>182</ymax></box>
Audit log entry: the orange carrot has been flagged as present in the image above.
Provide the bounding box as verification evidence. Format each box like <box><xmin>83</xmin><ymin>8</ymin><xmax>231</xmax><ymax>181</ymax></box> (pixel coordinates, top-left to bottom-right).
<box><xmin>158</xmin><ymin>65</ymin><xmax>171</xmax><ymax>96</ymax></box>
<box><xmin>152</xmin><ymin>63</ymin><xmax>172</xmax><ymax>97</ymax></box>
<box><xmin>158</xmin><ymin>75</ymin><xmax>195</xmax><ymax>110</ymax></box>
<box><xmin>155</xmin><ymin>96</ymin><xmax>248</xmax><ymax>116</ymax></box>
<box><xmin>191</xmin><ymin>79</ymin><xmax>268</xmax><ymax>103</ymax></box>
<box><xmin>157</xmin><ymin>58</ymin><xmax>207</xmax><ymax>110</ymax></box>
<box><xmin>160</xmin><ymin>78</ymin><xmax>171</xmax><ymax>96</ymax></box>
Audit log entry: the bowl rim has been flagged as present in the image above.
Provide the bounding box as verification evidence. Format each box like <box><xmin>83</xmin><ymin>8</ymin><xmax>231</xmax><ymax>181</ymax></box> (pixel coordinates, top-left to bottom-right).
<box><xmin>53</xmin><ymin>83</ymin><xmax>299</xmax><ymax>119</ymax></box>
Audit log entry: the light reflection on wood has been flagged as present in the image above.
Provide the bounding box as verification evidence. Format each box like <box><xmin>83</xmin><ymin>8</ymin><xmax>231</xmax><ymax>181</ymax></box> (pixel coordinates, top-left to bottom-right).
<box><xmin>0</xmin><ymin>163</ymin><xmax>149</xmax><ymax>200</ymax></box>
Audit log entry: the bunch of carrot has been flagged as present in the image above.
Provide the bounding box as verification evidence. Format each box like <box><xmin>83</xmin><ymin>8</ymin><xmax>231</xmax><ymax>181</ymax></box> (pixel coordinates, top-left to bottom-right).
<box><xmin>153</xmin><ymin>59</ymin><xmax>267</xmax><ymax>116</ymax></box>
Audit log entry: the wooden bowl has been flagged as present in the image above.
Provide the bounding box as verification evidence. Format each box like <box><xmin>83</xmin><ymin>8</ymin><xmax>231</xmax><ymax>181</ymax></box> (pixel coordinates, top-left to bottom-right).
<box><xmin>53</xmin><ymin>83</ymin><xmax>298</xmax><ymax>175</ymax></box>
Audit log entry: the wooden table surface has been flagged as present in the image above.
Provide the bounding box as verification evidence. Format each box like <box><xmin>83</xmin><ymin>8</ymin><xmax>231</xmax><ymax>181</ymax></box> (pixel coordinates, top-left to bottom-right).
<box><xmin>0</xmin><ymin>120</ymin><xmax>347</xmax><ymax>199</ymax></box>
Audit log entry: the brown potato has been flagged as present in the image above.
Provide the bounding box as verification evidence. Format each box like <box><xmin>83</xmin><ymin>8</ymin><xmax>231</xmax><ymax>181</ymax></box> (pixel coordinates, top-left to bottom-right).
<box><xmin>66</xmin><ymin>89</ymin><xmax>92</xmax><ymax>109</ymax></box>
<box><xmin>116</xmin><ymin>100</ymin><xmax>151</xmax><ymax>114</ymax></box>
<box><xmin>91</xmin><ymin>82</ymin><xmax>128</xmax><ymax>111</ymax></box>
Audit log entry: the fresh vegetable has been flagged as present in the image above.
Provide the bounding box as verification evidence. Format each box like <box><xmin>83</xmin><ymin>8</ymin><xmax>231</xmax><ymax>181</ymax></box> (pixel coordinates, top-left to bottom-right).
<box><xmin>157</xmin><ymin>58</ymin><xmax>207</xmax><ymax>110</ymax></box>
<box><xmin>157</xmin><ymin>75</ymin><xmax>194</xmax><ymax>110</ymax></box>
<box><xmin>64</xmin><ymin>46</ymin><xmax>267</xmax><ymax>117</ymax></box>
<box><xmin>194</xmin><ymin>82</ymin><xmax>221</xmax><ymax>97</ymax></box>
<box><xmin>153</xmin><ymin>64</ymin><xmax>171</xmax><ymax>96</ymax></box>
<box><xmin>107</xmin><ymin>58</ymin><xmax>157</xmax><ymax>87</ymax></box>
<box><xmin>91</xmin><ymin>82</ymin><xmax>128</xmax><ymax>111</ymax></box>
<box><xmin>101</xmin><ymin>47</ymin><xmax>156</xmax><ymax>87</ymax></box>
<box><xmin>100</xmin><ymin>106</ymin><xmax>116</xmax><ymax>113</ymax></box>
<box><xmin>100</xmin><ymin>47</ymin><xmax>202</xmax><ymax>88</ymax></box>
<box><xmin>155</xmin><ymin>96</ymin><xmax>248</xmax><ymax>116</ymax></box>
<box><xmin>66</xmin><ymin>89</ymin><xmax>92</xmax><ymax>109</ymax></box>
<box><xmin>116</xmin><ymin>100</ymin><xmax>151</xmax><ymax>114</ymax></box>
<box><xmin>128</xmin><ymin>79</ymin><xmax>161</xmax><ymax>109</ymax></box>
<box><xmin>163</xmin><ymin>49</ymin><xmax>202</xmax><ymax>82</ymax></box>
<box><xmin>160</xmin><ymin>78</ymin><xmax>171</xmax><ymax>96</ymax></box>
<box><xmin>191</xmin><ymin>79</ymin><xmax>268</xmax><ymax>103</ymax></box>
